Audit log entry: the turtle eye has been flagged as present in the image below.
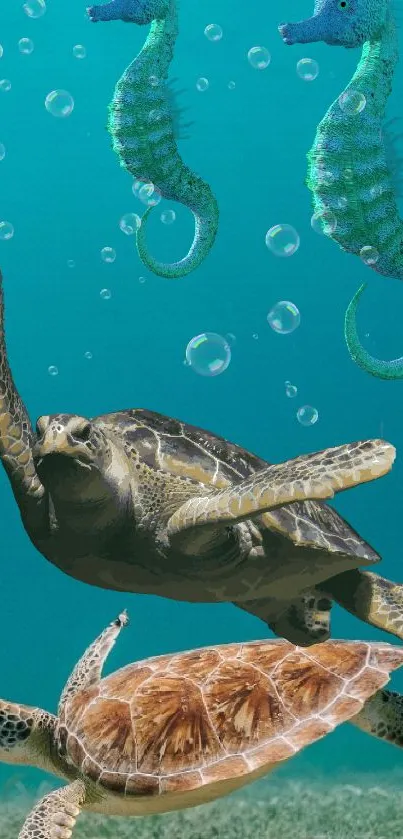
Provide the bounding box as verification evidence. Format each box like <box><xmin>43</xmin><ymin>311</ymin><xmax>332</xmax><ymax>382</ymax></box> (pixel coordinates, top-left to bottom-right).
<box><xmin>338</xmin><ymin>0</ymin><xmax>349</xmax><ymax>8</ymax></box>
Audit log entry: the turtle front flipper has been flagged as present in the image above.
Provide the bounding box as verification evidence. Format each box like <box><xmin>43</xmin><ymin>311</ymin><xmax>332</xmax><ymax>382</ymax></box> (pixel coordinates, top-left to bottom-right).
<box><xmin>0</xmin><ymin>270</ymin><xmax>47</xmax><ymax>532</ymax></box>
<box><xmin>352</xmin><ymin>689</ymin><xmax>403</xmax><ymax>748</ymax></box>
<box><xmin>323</xmin><ymin>569</ymin><xmax>403</xmax><ymax>642</ymax></box>
<box><xmin>234</xmin><ymin>591</ymin><xmax>332</xmax><ymax>646</ymax></box>
<box><xmin>18</xmin><ymin>780</ymin><xmax>86</xmax><ymax>839</ymax></box>
<box><xmin>58</xmin><ymin>611</ymin><xmax>129</xmax><ymax>716</ymax></box>
<box><xmin>167</xmin><ymin>439</ymin><xmax>395</xmax><ymax>541</ymax></box>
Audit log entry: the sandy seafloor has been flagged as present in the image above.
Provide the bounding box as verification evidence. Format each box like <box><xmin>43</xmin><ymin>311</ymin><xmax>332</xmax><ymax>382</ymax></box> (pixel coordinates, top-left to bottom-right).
<box><xmin>3</xmin><ymin>774</ymin><xmax>403</xmax><ymax>838</ymax></box>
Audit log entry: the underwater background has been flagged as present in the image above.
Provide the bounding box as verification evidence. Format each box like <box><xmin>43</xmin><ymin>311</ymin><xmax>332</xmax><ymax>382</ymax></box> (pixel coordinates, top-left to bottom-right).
<box><xmin>1</xmin><ymin>0</ymin><xmax>403</xmax><ymax>832</ymax></box>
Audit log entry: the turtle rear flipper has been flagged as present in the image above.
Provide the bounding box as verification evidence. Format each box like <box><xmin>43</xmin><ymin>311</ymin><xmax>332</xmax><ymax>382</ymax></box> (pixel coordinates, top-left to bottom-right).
<box><xmin>235</xmin><ymin>591</ymin><xmax>332</xmax><ymax>646</ymax></box>
<box><xmin>167</xmin><ymin>439</ymin><xmax>395</xmax><ymax>541</ymax></box>
<box><xmin>0</xmin><ymin>270</ymin><xmax>46</xmax><ymax>531</ymax></box>
<box><xmin>323</xmin><ymin>568</ymin><xmax>403</xmax><ymax>642</ymax></box>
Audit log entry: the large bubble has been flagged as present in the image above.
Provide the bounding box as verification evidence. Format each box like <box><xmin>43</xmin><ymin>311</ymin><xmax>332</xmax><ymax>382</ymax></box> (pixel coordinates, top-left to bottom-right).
<box><xmin>186</xmin><ymin>332</ymin><xmax>231</xmax><ymax>377</ymax></box>
<box><xmin>265</xmin><ymin>224</ymin><xmax>300</xmax><ymax>257</ymax></box>
<box><xmin>267</xmin><ymin>301</ymin><xmax>301</xmax><ymax>334</ymax></box>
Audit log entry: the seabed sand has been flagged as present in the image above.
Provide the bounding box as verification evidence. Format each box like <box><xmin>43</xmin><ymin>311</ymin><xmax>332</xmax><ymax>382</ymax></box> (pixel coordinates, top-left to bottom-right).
<box><xmin>2</xmin><ymin>775</ymin><xmax>403</xmax><ymax>839</ymax></box>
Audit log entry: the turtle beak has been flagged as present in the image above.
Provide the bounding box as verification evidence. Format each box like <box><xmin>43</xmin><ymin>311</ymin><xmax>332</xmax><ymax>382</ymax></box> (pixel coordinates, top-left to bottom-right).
<box><xmin>33</xmin><ymin>428</ymin><xmax>92</xmax><ymax>470</ymax></box>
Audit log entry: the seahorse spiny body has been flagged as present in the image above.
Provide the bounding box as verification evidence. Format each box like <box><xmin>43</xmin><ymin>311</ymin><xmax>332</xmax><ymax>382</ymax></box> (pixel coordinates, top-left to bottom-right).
<box><xmin>279</xmin><ymin>0</ymin><xmax>403</xmax><ymax>378</ymax></box>
<box><xmin>88</xmin><ymin>0</ymin><xmax>219</xmax><ymax>278</ymax></box>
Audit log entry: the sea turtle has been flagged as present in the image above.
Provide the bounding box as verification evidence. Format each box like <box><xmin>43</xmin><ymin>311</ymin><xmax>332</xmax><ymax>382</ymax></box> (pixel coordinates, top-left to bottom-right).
<box><xmin>0</xmin><ymin>267</ymin><xmax>401</xmax><ymax>645</ymax></box>
<box><xmin>4</xmin><ymin>611</ymin><xmax>403</xmax><ymax>838</ymax></box>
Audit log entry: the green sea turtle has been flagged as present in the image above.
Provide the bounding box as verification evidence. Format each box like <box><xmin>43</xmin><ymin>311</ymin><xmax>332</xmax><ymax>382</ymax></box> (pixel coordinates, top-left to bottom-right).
<box><xmin>0</xmin><ymin>267</ymin><xmax>401</xmax><ymax>645</ymax></box>
<box><xmin>3</xmin><ymin>611</ymin><xmax>403</xmax><ymax>838</ymax></box>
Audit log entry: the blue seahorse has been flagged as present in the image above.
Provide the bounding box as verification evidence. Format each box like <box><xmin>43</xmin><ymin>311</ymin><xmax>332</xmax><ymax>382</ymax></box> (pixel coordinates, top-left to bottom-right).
<box><xmin>279</xmin><ymin>0</ymin><xmax>403</xmax><ymax>379</ymax></box>
<box><xmin>88</xmin><ymin>0</ymin><xmax>219</xmax><ymax>279</ymax></box>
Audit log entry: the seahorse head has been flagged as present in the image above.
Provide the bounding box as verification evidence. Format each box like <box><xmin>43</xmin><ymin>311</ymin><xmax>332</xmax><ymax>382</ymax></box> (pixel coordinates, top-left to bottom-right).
<box><xmin>88</xmin><ymin>0</ymin><xmax>171</xmax><ymax>24</ymax></box>
<box><xmin>279</xmin><ymin>0</ymin><xmax>388</xmax><ymax>48</ymax></box>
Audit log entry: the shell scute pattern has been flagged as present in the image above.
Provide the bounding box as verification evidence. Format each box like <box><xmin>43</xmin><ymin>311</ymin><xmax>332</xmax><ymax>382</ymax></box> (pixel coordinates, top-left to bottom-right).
<box><xmin>58</xmin><ymin>639</ymin><xmax>402</xmax><ymax>797</ymax></box>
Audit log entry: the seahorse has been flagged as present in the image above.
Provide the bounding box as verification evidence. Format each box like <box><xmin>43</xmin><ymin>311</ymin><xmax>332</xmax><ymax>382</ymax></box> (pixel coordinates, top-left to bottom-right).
<box><xmin>279</xmin><ymin>0</ymin><xmax>403</xmax><ymax>379</ymax></box>
<box><xmin>87</xmin><ymin>0</ymin><xmax>219</xmax><ymax>279</ymax></box>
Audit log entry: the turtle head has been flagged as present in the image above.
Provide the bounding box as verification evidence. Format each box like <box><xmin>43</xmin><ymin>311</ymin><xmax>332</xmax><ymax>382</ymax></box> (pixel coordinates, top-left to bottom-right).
<box><xmin>0</xmin><ymin>701</ymin><xmax>51</xmax><ymax>766</ymax></box>
<box><xmin>279</xmin><ymin>0</ymin><xmax>387</xmax><ymax>48</ymax></box>
<box><xmin>33</xmin><ymin>414</ymin><xmax>115</xmax><ymax>503</ymax></box>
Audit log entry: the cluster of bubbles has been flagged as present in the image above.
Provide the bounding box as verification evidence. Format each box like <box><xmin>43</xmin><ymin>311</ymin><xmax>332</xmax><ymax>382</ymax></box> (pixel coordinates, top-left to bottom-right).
<box><xmin>48</xmin><ymin>350</ymin><xmax>94</xmax><ymax>376</ymax></box>
<box><xmin>285</xmin><ymin>383</ymin><xmax>318</xmax><ymax>425</ymax></box>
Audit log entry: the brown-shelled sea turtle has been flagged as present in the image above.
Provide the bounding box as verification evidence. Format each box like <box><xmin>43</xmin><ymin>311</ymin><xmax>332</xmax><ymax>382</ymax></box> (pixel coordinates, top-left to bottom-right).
<box><xmin>0</xmin><ymin>267</ymin><xmax>401</xmax><ymax>644</ymax></box>
<box><xmin>3</xmin><ymin>611</ymin><xmax>403</xmax><ymax>838</ymax></box>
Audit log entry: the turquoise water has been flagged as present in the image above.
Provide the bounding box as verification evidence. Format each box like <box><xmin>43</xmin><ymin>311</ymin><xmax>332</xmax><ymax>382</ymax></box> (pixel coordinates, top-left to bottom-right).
<box><xmin>1</xmin><ymin>0</ymin><xmax>403</xmax><ymax>801</ymax></box>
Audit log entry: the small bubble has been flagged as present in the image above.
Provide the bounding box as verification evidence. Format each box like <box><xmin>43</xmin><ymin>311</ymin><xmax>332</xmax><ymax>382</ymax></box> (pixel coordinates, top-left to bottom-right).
<box><xmin>247</xmin><ymin>46</ymin><xmax>271</xmax><ymax>70</ymax></box>
<box><xmin>67</xmin><ymin>259</ymin><xmax>75</xmax><ymax>268</ymax></box>
<box><xmin>73</xmin><ymin>44</ymin><xmax>86</xmax><ymax>59</ymax></box>
<box><xmin>228</xmin><ymin>80</ymin><xmax>236</xmax><ymax>90</ymax></box>
<box><xmin>148</xmin><ymin>74</ymin><xmax>159</xmax><ymax>87</ymax></box>
<box><xmin>0</xmin><ymin>45</ymin><xmax>3</xmax><ymax>58</ymax></box>
<box><xmin>45</xmin><ymin>89</ymin><xmax>74</xmax><ymax>118</ymax></box>
<box><xmin>23</xmin><ymin>0</ymin><xmax>46</xmax><ymax>18</ymax></box>
<box><xmin>296</xmin><ymin>58</ymin><xmax>319</xmax><ymax>81</ymax></box>
<box><xmin>18</xmin><ymin>37</ymin><xmax>34</xmax><ymax>54</ymax></box>
<box><xmin>101</xmin><ymin>246</ymin><xmax>116</xmax><ymax>263</ymax></box>
<box><xmin>252</xmin><ymin>333</ymin><xmax>259</xmax><ymax>340</ymax></box>
<box><xmin>225</xmin><ymin>332</ymin><xmax>236</xmax><ymax>345</ymax></box>
<box><xmin>100</xmin><ymin>288</ymin><xmax>111</xmax><ymax>300</ymax></box>
<box><xmin>310</xmin><ymin>209</ymin><xmax>337</xmax><ymax>236</ymax></box>
<box><xmin>196</xmin><ymin>77</ymin><xmax>209</xmax><ymax>92</ymax></box>
<box><xmin>204</xmin><ymin>24</ymin><xmax>223</xmax><ymax>42</ymax></box>
<box><xmin>138</xmin><ymin>275</ymin><xmax>146</xmax><ymax>284</ymax></box>
<box><xmin>119</xmin><ymin>212</ymin><xmax>141</xmax><ymax>235</ymax></box>
<box><xmin>48</xmin><ymin>365</ymin><xmax>58</xmax><ymax>376</ymax></box>
<box><xmin>160</xmin><ymin>209</ymin><xmax>176</xmax><ymax>225</ymax></box>
<box><xmin>148</xmin><ymin>108</ymin><xmax>163</xmax><ymax>123</ymax></box>
<box><xmin>138</xmin><ymin>182</ymin><xmax>161</xmax><ymax>207</ymax></box>
<box><xmin>84</xmin><ymin>351</ymin><xmax>93</xmax><ymax>360</ymax></box>
<box><xmin>285</xmin><ymin>381</ymin><xmax>298</xmax><ymax>398</ymax></box>
<box><xmin>267</xmin><ymin>301</ymin><xmax>300</xmax><ymax>334</ymax></box>
<box><xmin>297</xmin><ymin>405</ymin><xmax>319</xmax><ymax>426</ymax></box>
<box><xmin>265</xmin><ymin>224</ymin><xmax>300</xmax><ymax>258</ymax></box>
<box><xmin>0</xmin><ymin>80</ymin><xmax>11</xmax><ymax>92</ymax></box>
<box><xmin>186</xmin><ymin>332</ymin><xmax>231</xmax><ymax>377</ymax></box>
<box><xmin>339</xmin><ymin>89</ymin><xmax>366</xmax><ymax>114</ymax></box>
<box><xmin>0</xmin><ymin>144</ymin><xmax>6</xmax><ymax>161</ymax></box>
<box><xmin>360</xmin><ymin>245</ymin><xmax>379</xmax><ymax>265</ymax></box>
<box><xmin>0</xmin><ymin>221</ymin><xmax>14</xmax><ymax>240</ymax></box>
<box><xmin>343</xmin><ymin>167</ymin><xmax>354</xmax><ymax>182</ymax></box>
<box><xmin>132</xmin><ymin>179</ymin><xmax>146</xmax><ymax>197</ymax></box>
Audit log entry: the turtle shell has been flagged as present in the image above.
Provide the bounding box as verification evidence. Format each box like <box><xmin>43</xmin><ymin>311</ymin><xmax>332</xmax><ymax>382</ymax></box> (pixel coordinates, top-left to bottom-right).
<box><xmin>94</xmin><ymin>408</ymin><xmax>379</xmax><ymax>560</ymax></box>
<box><xmin>58</xmin><ymin>639</ymin><xmax>403</xmax><ymax>797</ymax></box>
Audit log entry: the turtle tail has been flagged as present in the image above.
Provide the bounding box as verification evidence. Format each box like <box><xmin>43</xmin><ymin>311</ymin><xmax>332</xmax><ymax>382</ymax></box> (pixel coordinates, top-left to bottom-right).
<box><xmin>136</xmin><ymin>180</ymin><xmax>219</xmax><ymax>279</ymax></box>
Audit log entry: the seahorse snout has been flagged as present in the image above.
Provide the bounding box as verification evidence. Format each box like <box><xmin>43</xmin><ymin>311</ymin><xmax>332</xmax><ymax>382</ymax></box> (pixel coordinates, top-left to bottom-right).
<box><xmin>278</xmin><ymin>17</ymin><xmax>325</xmax><ymax>45</ymax></box>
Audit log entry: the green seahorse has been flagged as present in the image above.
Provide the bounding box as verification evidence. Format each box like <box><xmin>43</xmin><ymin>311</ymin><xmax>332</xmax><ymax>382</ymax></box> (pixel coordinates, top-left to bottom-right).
<box><xmin>279</xmin><ymin>0</ymin><xmax>403</xmax><ymax>379</ymax></box>
<box><xmin>88</xmin><ymin>0</ymin><xmax>219</xmax><ymax>279</ymax></box>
